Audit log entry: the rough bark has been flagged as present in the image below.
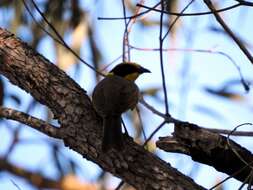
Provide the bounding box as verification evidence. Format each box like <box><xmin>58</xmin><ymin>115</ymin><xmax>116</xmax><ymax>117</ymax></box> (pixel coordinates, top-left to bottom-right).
<box><xmin>0</xmin><ymin>28</ymin><xmax>205</xmax><ymax>190</ymax></box>
<box><xmin>157</xmin><ymin>122</ymin><xmax>253</xmax><ymax>183</ymax></box>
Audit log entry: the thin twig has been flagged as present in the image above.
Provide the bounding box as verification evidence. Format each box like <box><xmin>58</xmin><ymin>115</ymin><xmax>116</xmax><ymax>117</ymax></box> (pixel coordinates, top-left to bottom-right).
<box><xmin>115</xmin><ymin>180</ymin><xmax>124</xmax><ymax>190</ymax></box>
<box><xmin>234</xmin><ymin>0</ymin><xmax>253</xmax><ymax>6</ymax></box>
<box><xmin>136</xmin><ymin>106</ymin><xmax>147</xmax><ymax>140</ymax></box>
<box><xmin>207</xmin><ymin>128</ymin><xmax>253</xmax><ymax>136</ymax></box>
<box><xmin>227</xmin><ymin>123</ymin><xmax>253</xmax><ymax>169</ymax></box>
<box><xmin>140</xmin><ymin>97</ymin><xmax>253</xmax><ymax>137</ymax></box>
<box><xmin>22</xmin><ymin>0</ymin><xmax>64</xmax><ymax>45</ymax></box>
<box><xmin>130</xmin><ymin>45</ymin><xmax>250</xmax><ymax>92</ymax></box>
<box><xmin>137</xmin><ymin>3</ymin><xmax>242</xmax><ymax>17</ymax></box>
<box><xmin>209</xmin><ymin>160</ymin><xmax>253</xmax><ymax>189</ymax></box>
<box><xmin>163</xmin><ymin>0</ymin><xmax>194</xmax><ymax>43</ymax></box>
<box><xmin>143</xmin><ymin>121</ymin><xmax>166</xmax><ymax>147</ymax></box>
<box><xmin>159</xmin><ymin>0</ymin><xmax>195</xmax><ymax>114</ymax></box>
<box><xmin>246</xmin><ymin>171</ymin><xmax>253</xmax><ymax>189</ymax></box>
<box><xmin>10</xmin><ymin>179</ymin><xmax>22</xmax><ymax>190</ymax></box>
<box><xmin>25</xmin><ymin>0</ymin><xmax>105</xmax><ymax>76</ymax></box>
<box><xmin>203</xmin><ymin>0</ymin><xmax>253</xmax><ymax>64</ymax></box>
<box><xmin>121</xmin><ymin>0</ymin><xmax>131</xmax><ymax>62</ymax></box>
<box><xmin>98</xmin><ymin>2</ymin><xmax>161</xmax><ymax>20</ymax></box>
<box><xmin>159</xmin><ymin>0</ymin><xmax>169</xmax><ymax>115</ymax></box>
<box><xmin>98</xmin><ymin>2</ymin><xmax>245</xmax><ymax>20</ymax></box>
<box><xmin>238</xmin><ymin>173</ymin><xmax>250</xmax><ymax>189</ymax></box>
<box><xmin>139</xmin><ymin>96</ymin><xmax>168</xmax><ymax>119</ymax></box>
<box><xmin>121</xmin><ymin>118</ymin><xmax>129</xmax><ymax>135</ymax></box>
<box><xmin>163</xmin><ymin>0</ymin><xmax>195</xmax><ymax>40</ymax></box>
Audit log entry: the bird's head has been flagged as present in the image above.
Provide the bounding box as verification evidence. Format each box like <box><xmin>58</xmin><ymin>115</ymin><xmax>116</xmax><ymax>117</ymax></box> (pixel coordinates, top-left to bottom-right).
<box><xmin>107</xmin><ymin>62</ymin><xmax>151</xmax><ymax>81</ymax></box>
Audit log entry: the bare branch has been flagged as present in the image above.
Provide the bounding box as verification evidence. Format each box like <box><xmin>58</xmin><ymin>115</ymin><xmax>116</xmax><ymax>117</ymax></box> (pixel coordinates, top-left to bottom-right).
<box><xmin>159</xmin><ymin>0</ymin><xmax>170</xmax><ymax>114</ymax></box>
<box><xmin>99</xmin><ymin>2</ymin><xmax>247</xmax><ymax>20</ymax></box>
<box><xmin>0</xmin><ymin>157</ymin><xmax>60</xmax><ymax>189</ymax></box>
<box><xmin>0</xmin><ymin>106</ymin><xmax>60</xmax><ymax>138</ymax></box>
<box><xmin>141</xmin><ymin>97</ymin><xmax>253</xmax><ymax>137</ymax></box>
<box><xmin>207</xmin><ymin>127</ymin><xmax>253</xmax><ymax>137</ymax></box>
<box><xmin>23</xmin><ymin>0</ymin><xmax>105</xmax><ymax>76</ymax></box>
<box><xmin>203</xmin><ymin>0</ymin><xmax>253</xmax><ymax>64</ymax></box>
<box><xmin>136</xmin><ymin>3</ymin><xmax>242</xmax><ymax>17</ymax></box>
<box><xmin>157</xmin><ymin>122</ymin><xmax>253</xmax><ymax>183</ymax></box>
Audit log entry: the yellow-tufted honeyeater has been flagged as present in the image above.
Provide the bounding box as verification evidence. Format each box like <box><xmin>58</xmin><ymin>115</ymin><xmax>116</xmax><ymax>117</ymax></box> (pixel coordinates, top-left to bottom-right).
<box><xmin>92</xmin><ymin>62</ymin><xmax>150</xmax><ymax>152</ymax></box>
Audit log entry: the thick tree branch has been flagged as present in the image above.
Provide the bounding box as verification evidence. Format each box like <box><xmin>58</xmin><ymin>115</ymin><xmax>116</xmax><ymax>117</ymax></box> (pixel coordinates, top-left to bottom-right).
<box><xmin>157</xmin><ymin>122</ymin><xmax>253</xmax><ymax>183</ymax></box>
<box><xmin>0</xmin><ymin>28</ymin><xmax>205</xmax><ymax>190</ymax></box>
<box><xmin>0</xmin><ymin>106</ymin><xmax>60</xmax><ymax>138</ymax></box>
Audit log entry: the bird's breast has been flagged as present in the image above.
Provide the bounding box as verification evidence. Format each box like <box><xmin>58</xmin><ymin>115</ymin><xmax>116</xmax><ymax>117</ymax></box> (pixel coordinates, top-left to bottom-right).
<box><xmin>92</xmin><ymin>76</ymin><xmax>139</xmax><ymax>116</ymax></box>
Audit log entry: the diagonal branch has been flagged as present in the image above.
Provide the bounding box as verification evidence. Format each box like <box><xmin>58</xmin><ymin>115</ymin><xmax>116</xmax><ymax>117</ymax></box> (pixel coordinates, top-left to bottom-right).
<box><xmin>203</xmin><ymin>0</ymin><xmax>253</xmax><ymax>64</ymax></box>
<box><xmin>0</xmin><ymin>28</ymin><xmax>205</xmax><ymax>190</ymax></box>
<box><xmin>140</xmin><ymin>97</ymin><xmax>253</xmax><ymax>136</ymax></box>
<box><xmin>136</xmin><ymin>2</ymin><xmax>242</xmax><ymax>17</ymax></box>
<box><xmin>0</xmin><ymin>106</ymin><xmax>60</xmax><ymax>138</ymax></box>
<box><xmin>0</xmin><ymin>157</ymin><xmax>60</xmax><ymax>189</ymax></box>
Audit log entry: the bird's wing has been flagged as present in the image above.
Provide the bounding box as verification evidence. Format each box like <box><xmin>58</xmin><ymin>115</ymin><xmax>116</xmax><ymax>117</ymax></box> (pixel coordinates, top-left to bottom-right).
<box><xmin>118</xmin><ymin>79</ymin><xmax>139</xmax><ymax>112</ymax></box>
<box><xmin>92</xmin><ymin>76</ymin><xmax>139</xmax><ymax>116</ymax></box>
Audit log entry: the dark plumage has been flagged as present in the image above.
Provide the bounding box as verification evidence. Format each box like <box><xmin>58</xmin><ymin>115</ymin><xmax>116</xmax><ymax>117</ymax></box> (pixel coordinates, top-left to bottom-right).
<box><xmin>92</xmin><ymin>63</ymin><xmax>150</xmax><ymax>152</ymax></box>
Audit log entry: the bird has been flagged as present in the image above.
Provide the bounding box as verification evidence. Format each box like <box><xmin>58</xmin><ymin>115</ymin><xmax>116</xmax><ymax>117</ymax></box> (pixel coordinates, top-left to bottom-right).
<box><xmin>92</xmin><ymin>62</ymin><xmax>150</xmax><ymax>152</ymax></box>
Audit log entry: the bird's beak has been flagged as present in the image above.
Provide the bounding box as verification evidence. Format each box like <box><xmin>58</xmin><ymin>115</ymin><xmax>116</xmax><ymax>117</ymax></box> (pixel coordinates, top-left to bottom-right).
<box><xmin>139</xmin><ymin>67</ymin><xmax>151</xmax><ymax>74</ymax></box>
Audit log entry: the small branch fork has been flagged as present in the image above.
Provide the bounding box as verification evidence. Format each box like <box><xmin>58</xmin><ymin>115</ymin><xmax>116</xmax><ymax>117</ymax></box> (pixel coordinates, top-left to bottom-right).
<box><xmin>140</xmin><ymin>97</ymin><xmax>253</xmax><ymax>137</ymax></box>
<box><xmin>136</xmin><ymin>1</ymin><xmax>253</xmax><ymax>18</ymax></box>
<box><xmin>203</xmin><ymin>0</ymin><xmax>253</xmax><ymax>64</ymax></box>
<box><xmin>99</xmin><ymin>1</ymin><xmax>252</xmax><ymax>20</ymax></box>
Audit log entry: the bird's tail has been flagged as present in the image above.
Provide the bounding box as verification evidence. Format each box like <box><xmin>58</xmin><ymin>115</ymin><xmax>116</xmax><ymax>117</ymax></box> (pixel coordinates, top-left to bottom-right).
<box><xmin>102</xmin><ymin>116</ymin><xmax>123</xmax><ymax>152</ymax></box>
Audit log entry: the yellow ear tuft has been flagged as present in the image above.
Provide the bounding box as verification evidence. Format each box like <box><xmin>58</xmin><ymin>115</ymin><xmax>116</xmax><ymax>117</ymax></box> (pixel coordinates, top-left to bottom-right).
<box><xmin>124</xmin><ymin>72</ymin><xmax>140</xmax><ymax>81</ymax></box>
<box><xmin>106</xmin><ymin>72</ymin><xmax>114</xmax><ymax>77</ymax></box>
